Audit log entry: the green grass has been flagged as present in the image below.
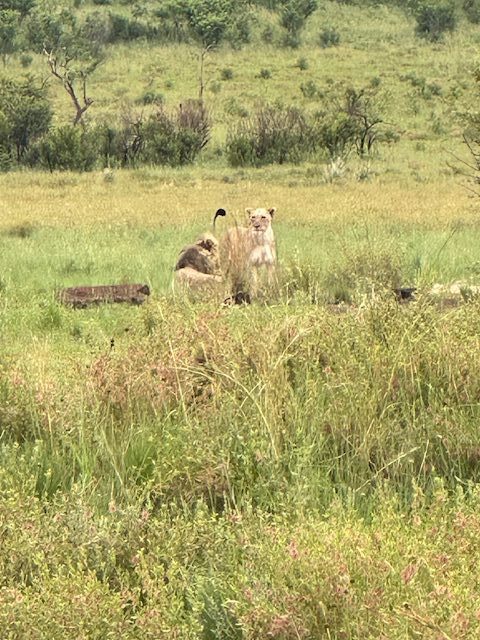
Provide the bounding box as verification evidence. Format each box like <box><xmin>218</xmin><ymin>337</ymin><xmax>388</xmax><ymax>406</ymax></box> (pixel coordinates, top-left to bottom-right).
<box><xmin>2</xmin><ymin>1</ymin><xmax>480</xmax><ymax>636</ymax></box>
<box><xmin>1</xmin><ymin>169</ymin><xmax>480</xmax><ymax>635</ymax></box>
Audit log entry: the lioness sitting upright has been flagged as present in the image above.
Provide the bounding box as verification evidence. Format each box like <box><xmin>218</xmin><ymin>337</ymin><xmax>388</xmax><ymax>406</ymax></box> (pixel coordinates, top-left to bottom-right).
<box><xmin>221</xmin><ymin>207</ymin><xmax>277</xmax><ymax>298</ymax></box>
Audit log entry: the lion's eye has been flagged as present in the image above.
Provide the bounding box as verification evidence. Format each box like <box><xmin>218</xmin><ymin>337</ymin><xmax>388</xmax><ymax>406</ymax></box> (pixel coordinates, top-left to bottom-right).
<box><xmin>261</xmin><ymin>216</ymin><xmax>267</xmax><ymax>219</ymax></box>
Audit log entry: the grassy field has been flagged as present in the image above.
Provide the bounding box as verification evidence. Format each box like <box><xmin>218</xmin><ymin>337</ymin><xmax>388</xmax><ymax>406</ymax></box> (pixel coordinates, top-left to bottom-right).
<box><xmin>2</xmin><ymin>1</ymin><xmax>480</xmax><ymax>637</ymax></box>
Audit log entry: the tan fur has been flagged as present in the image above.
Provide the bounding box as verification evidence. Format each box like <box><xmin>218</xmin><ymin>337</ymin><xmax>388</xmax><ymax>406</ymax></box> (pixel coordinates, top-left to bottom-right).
<box><xmin>175</xmin><ymin>266</ymin><xmax>222</xmax><ymax>288</ymax></box>
<box><xmin>174</xmin><ymin>231</ymin><xmax>223</xmax><ymax>292</ymax></box>
<box><xmin>175</xmin><ymin>232</ymin><xmax>221</xmax><ymax>275</ymax></box>
<box><xmin>220</xmin><ymin>207</ymin><xmax>277</xmax><ymax>296</ymax></box>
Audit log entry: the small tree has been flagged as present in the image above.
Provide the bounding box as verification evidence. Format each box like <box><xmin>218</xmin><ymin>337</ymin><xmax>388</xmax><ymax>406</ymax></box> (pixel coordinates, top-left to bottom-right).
<box><xmin>450</xmin><ymin>69</ymin><xmax>480</xmax><ymax>196</ymax></box>
<box><xmin>0</xmin><ymin>75</ymin><xmax>52</xmax><ymax>162</ymax></box>
<box><xmin>187</xmin><ymin>0</ymin><xmax>240</xmax><ymax>100</ymax></box>
<box><xmin>414</xmin><ymin>1</ymin><xmax>456</xmax><ymax>42</ymax></box>
<box><xmin>463</xmin><ymin>0</ymin><xmax>480</xmax><ymax>23</ymax></box>
<box><xmin>280</xmin><ymin>0</ymin><xmax>318</xmax><ymax>48</ymax></box>
<box><xmin>156</xmin><ymin>0</ymin><xmax>250</xmax><ymax>100</ymax></box>
<box><xmin>41</xmin><ymin>11</ymin><xmax>105</xmax><ymax>125</ymax></box>
<box><xmin>0</xmin><ymin>9</ymin><xmax>19</xmax><ymax>65</ymax></box>
<box><xmin>344</xmin><ymin>86</ymin><xmax>385</xmax><ymax>157</ymax></box>
<box><xmin>0</xmin><ymin>0</ymin><xmax>35</xmax><ymax>18</ymax></box>
<box><xmin>312</xmin><ymin>83</ymin><xmax>393</xmax><ymax>159</ymax></box>
<box><xmin>44</xmin><ymin>47</ymin><xmax>101</xmax><ymax>125</ymax></box>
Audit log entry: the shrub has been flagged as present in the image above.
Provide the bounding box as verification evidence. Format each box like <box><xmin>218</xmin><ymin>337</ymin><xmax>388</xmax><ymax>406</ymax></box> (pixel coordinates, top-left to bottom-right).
<box><xmin>81</xmin><ymin>10</ymin><xmax>113</xmax><ymax>47</ymax></box>
<box><xmin>119</xmin><ymin>100</ymin><xmax>210</xmax><ymax>168</ymax></box>
<box><xmin>319</xmin><ymin>26</ymin><xmax>340</xmax><ymax>48</ymax></box>
<box><xmin>261</xmin><ymin>24</ymin><xmax>275</xmax><ymax>43</ymax></box>
<box><xmin>209</xmin><ymin>81</ymin><xmax>221</xmax><ymax>94</ymax></box>
<box><xmin>0</xmin><ymin>148</ymin><xmax>12</xmax><ymax>172</ymax></box>
<box><xmin>463</xmin><ymin>0</ymin><xmax>480</xmax><ymax>23</ymax></box>
<box><xmin>296</xmin><ymin>56</ymin><xmax>308</xmax><ymax>70</ymax></box>
<box><xmin>282</xmin><ymin>31</ymin><xmax>301</xmax><ymax>48</ymax></box>
<box><xmin>30</xmin><ymin>125</ymin><xmax>99</xmax><ymax>171</ymax></box>
<box><xmin>226</xmin><ymin>104</ymin><xmax>313</xmax><ymax>166</ymax></box>
<box><xmin>316</xmin><ymin>84</ymin><xmax>393</xmax><ymax>158</ymax></box>
<box><xmin>221</xmin><ymin>67</ymin><xmax>234</xmax><ymax>80</ymax></box>
<box><xmin>300</xmin><ymin>79</ymin><xmax>319</xmax><ymax>99</ymax></box>
<box><xmin>108</xmin><ymin>12</ymin><xmax>150</xmax><ymax>42</ymax></box>
<box><xmin>19</xmin><ymin>53</ymin><xmax>32</xmax><ymax>68</ymax></box>
<box><xmin>257</xmin><ymin>68</ymin><xmax>272</xmax><ymax>79</ymax></box>
<box><xmin>414</xmin><ymin>1</ymin><xmax>456</xmax><ymax>42</ymax></box>
<box><xmin>23</xmin><ymin>7</ymin><xmax>75</xmax><ymax>53</ymax></box>
<box><xmin>280</xmin><ymin>0</ymin><xmax>318</xmax><ymax>47</ymax></box>
<box><xmin>0</xmin><ymin>76</ymin><xmax>52</xmax><ymax>162</ymax></box>
<box><xmin>311</xmin><ymin>110</ymin><xmax>358</xmax><ymax>159</ymax></box>
<box><xmin>224</xmin><ymin>97</ymin><xmax>249</xmax><ymax>118</ymax></box>
<box><xmin>139</xmin><ymin>90</ymin><xmax>164</xmax><ymax>105</ymax></box>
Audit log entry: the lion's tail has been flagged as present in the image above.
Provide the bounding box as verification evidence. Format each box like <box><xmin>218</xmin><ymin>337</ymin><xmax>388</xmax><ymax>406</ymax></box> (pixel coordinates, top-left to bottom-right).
<box><xmin>213</xmin><ymin>208</ymin><xmax>227</xmax><ymax>230</ymax></box>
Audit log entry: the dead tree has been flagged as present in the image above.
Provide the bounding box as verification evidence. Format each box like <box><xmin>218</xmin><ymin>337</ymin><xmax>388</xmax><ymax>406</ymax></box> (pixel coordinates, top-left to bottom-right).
<box><xmin>44</xmin><ymin>47</ymin><xmax>99</xmax><ymax>125</ymax></box>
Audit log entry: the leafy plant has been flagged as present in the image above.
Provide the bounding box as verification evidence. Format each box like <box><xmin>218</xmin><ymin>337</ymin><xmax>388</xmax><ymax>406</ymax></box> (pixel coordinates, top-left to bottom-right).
<box><xmin>30</xmin><ymin>125</ymin><xmax>99</xmax><ymax>172</ymax></box>
<box><xmin>319</xmin><ymin>25</ymin><xmax>340</xmax><ymax>48</ymax></box>
<box><xmin>0</xmin><ymin>76</ymin><xmax>52</xmax><ymax>162</ymax></box>
<box><xmin>463</xmin><ymin>0</ymin><xmax>480</xmax><ymax>23</ymax></box>
<box><xmin>226</xmin><ymin>104</ymin><xmax>312</xmax><ymax>166</ymax></box>
<box><xmin>414</xmin><ymin>1</ymin><xmax>456</xmax><ymax>42</ymax></box>
<box><xmin>280</xmin><ymin>0</ymin><xmax>318</xmax><ymax>47</ymax></box>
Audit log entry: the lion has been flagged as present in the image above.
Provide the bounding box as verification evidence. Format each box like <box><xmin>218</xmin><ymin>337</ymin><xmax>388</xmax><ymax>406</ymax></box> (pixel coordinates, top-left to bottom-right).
<box><xmin>174</xmin><ymin>209</ymin><xmax>226</xmax><ymax>291</ymax></box>
<box><xmin>220</xmin><ymin>207</ymin><xmax>277</xmax><ymax>299</ymax></box>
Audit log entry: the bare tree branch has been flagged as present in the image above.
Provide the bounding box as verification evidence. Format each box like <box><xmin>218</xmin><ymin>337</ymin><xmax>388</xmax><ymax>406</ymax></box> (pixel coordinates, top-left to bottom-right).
<box><xmin>43</xmin><ymin>46</ymin><xmax>95</xmax><ymax>126</ymax></box>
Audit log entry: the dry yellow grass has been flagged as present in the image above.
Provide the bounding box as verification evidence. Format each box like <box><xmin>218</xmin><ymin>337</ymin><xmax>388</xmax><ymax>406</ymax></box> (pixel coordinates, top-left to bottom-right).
<box><xmin>0</xmin><ymin>169</ymin><xmax>475</xmax><ymax>230</ymax></box>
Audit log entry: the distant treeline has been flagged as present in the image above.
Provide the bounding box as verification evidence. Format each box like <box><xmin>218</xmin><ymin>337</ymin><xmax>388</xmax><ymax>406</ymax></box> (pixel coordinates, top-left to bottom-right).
<box><xmin>0</xmin><ymin>0</ymin><xmax>478</xmax><ymax>63</ymax></box>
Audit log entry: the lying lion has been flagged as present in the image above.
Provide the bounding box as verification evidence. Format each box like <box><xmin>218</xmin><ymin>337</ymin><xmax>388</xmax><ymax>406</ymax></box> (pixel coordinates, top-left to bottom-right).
<box><xmin>174</xmin><ymin>231</ymin><xmax>222</xmax><ymax>288</ymax></box>
<box><xmin>173</xmin><ymin>208</ymin><xmax>226</xmax><ymax>291</ymax></box>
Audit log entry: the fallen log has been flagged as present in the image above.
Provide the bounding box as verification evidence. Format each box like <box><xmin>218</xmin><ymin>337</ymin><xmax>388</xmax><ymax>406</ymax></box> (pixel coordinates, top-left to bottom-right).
<box><xmin>57</xmin><ymin>283</ymin><xmax>150</xmax><ymax>309</ymax></box>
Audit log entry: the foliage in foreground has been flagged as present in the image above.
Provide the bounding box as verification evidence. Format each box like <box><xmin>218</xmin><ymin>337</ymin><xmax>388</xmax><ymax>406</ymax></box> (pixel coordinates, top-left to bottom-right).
<box><xmin>1</xmin><ymin>176</ymin><xmax>480</xmax><ymax>635</ymax></box>
<box><xmin>1</xmin><ymin>471</ymin><xmax>479</xmax><ymax>638</ymax></box>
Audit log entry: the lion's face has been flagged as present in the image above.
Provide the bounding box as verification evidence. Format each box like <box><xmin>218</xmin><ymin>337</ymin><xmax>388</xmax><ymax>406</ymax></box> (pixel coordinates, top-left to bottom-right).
<box><xmin>246</xmin><ymin>208</ymin><xmax>276</xmax><ymax>233</ymax></box>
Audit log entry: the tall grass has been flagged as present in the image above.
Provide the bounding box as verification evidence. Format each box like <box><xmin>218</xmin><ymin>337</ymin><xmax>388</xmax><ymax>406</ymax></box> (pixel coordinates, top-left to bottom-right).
<box><xmin>2</xmin><ymin>1</ymin><xmax>480</xmax><ymax>634</ymax></box>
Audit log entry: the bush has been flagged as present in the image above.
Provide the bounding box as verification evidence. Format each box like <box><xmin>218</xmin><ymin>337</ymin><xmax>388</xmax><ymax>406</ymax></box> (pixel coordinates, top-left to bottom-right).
<box><xmin>226</xmin><ymin>104</ymin><xmax>313</xmax><ymax>167</ymax></box>
<box><xmin>319</xmin><ymin>26</ymin><xmax>340</xmax><ymax>48</ymax></box>
<box><xmin>19</xmin><ymin>53</ymin><xmax>32</xmax><ymax>68</ymax></box>
<box><xmin>23</xmin><ymin>7</ymin><xmax>75</xmax><ymax>53</ymax></box>
<box><xmin>311</xmin><ymin>110</ymin><xmax>358</xmax><ymax>159</ymax></box>
<box><xmin>221</xmin><ymin>67</ymin><xmax>234</xmax><ymax>80</ymax></box>
<box><xmin>280</xmin><ymin>0</ymin><xmax>318</xmax><ymax>47</ymax></box>
<box><xmin>300</xmin><ymin>79</ymin><xmax>319</xmax><ymax>99</ymax></box>
<box><xmin>414</xmin><ymin>1</ymin><xmax>456</xmax><ymax>42</ymax></box>
<box><xmin>139</xmin><ymin>90</ymin><xmax>164</xmax><ymax>105</ymax></box>
<box><xmin>108</xmin><ymin>12</ymin><xmax>150</xmax><ymax>42</ymax></box>
<box><xmin>119</xmin><ymin>100</ymin><xmax>210</xmax><ymax>168</ymax></box>
<box><xmin>0</xmin><ymin>76</ymin><xmax>52</xmax><ymax>162</ymax></box>
<box><xmin>30</xmin><ymin>126</ymin><xmax>99</xmax><ymax>172</ymax></box>
<box><xmin>463</xmin><ymin>0</ymin><xmax>480</xmax><ymax>23</ymax></box>
<box><xmin>81</xmin><ymin>11</ymin><xmax>113</xmax><ymax>47</ymax></box>
<box><xmin>257</xmin><ymin>68</ymin><xmax>272</xmax><ymax>79</ymax></box>
<box><xmin>261</xmin><ymin>25</ymin><xmax>275</xmax><ymax>43</ymax></box>
<box><xmin>296</xmin><ymin>56</ymin><xmax>309</xmax><ymax>70</ymax></box>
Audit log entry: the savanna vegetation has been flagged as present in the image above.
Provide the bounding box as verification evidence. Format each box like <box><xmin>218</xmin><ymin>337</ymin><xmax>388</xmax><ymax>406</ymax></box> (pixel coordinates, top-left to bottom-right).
<box><xmin>2</xmin><ymin>0</ymin><xmax>480</xmax><ymax>638</ymax></box>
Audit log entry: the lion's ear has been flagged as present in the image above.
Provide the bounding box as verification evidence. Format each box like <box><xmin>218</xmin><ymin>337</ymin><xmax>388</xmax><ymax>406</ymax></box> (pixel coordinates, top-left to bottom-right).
<box><xmin>245</xmin><ymin>208</ymin><xmax>254</xmax><ymax>216</ymax></box>
<box><xmin>268</xmin><ymin>207</ymin><xmax>276</xmax><ymax>218</ymax></box>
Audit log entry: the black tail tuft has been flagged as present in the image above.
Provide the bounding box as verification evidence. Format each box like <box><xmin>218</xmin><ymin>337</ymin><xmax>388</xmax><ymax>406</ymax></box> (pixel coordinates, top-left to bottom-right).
<box><xmin>213</xmin><ymin>208</ymin><xmax>227</xmax><ymax>229</ymax></box>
